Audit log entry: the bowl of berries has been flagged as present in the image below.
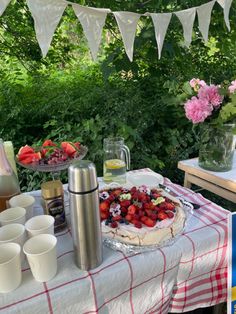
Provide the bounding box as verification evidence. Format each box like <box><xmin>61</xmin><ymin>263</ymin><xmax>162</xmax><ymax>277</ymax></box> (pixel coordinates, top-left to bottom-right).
<box><xmin>16</xmin><ymin>139</ymin><xmax>88</xmax><ymax>173</ymax></box>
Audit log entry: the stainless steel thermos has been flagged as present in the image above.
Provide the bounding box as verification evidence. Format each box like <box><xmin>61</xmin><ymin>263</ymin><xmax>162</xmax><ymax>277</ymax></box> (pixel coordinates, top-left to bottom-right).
<box><xmin>68</xmin><ymin>160</ymin><xmax>103</xmax><ymax>270</ymax></box>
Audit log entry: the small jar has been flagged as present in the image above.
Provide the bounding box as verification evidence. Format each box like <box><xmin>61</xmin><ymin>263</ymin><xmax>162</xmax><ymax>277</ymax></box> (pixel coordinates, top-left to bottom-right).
<box><xmin>41</xmin><ymin>180</ymin><xmax>67</xmax><ymax>232</ymax></box>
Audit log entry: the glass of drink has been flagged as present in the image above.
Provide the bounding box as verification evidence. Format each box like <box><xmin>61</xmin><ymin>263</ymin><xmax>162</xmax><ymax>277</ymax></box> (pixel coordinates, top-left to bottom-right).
<box><xmin>103</xmin><ymin>137</ymin><xmax>130</xmax><ymax>184</ymax></box>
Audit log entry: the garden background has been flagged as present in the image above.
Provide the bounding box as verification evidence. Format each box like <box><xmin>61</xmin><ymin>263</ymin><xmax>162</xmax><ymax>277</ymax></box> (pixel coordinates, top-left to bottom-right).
<box><xmin>0</xmin><ymin>0</ymin><xmax>235</xmax><ymax>210</ymax></box>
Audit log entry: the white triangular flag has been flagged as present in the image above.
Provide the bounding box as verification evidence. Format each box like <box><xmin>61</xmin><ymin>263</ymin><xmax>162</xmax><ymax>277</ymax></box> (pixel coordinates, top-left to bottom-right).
<box><xmin>0</xmin><ymin>0</ymin><xmax>11</xmax><ymax>16</ymax></box>
<box><xmin>217</xmin><ymin>0</ymin><xmax>224</xmax><ymax>7</ymax></box>
<box><xmin>113</xmin><ymin>11</ymin><xmax>141</xmax><ymax>62</ymax></box>
<box><xmin>175</xmin><ymin>7</ymin><xmax>196</xmax><ymax>48</ymax></box>
<box><xmin>26</xmin><ymin>0</ymin><xmax>67</xmax><ymax>57</ymax></box>
<box><xmin>150</xmin><ymin>13</ymin><xmax>172</xmax><ymax>59</ymax></box>
<box><xmin>72</xmin><ymin>4</ymin><xmax>110</xmax><ymax>60</ymax></box>
<box><xmin>217</xmin><ymin>0</ymin><xmax>233</xmax><ymax>31</ymax></box>
<box><xmin>197</xmin><ymin>1</ymin><xmax>215</xmax><ymax>42</ymax></box>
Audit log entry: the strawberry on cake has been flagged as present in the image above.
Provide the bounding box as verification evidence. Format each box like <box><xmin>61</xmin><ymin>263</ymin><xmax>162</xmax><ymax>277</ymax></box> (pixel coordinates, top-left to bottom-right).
<box><xmin>99</xmin><ymin>186</ymin><xmax>186</xmax><ymax>246</ymax></box>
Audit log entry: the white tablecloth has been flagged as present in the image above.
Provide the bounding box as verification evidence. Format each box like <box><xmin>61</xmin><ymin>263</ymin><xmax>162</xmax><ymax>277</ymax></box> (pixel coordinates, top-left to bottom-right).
<box><xmin>0</xmin><ymin>169</ymin><xmax>229</xmax><ymax>313</ymax></box>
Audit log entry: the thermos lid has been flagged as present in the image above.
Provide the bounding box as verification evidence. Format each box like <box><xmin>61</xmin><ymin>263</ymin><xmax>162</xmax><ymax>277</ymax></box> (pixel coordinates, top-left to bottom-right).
<box><xmin>41</xmin><ymin>180</ymin><xmax>63</xmax><ymax>199</ymax></box>
<box><xmin>68</xmin><ymin>160</ymin><xmax>98</xmax><ymax>194</ymax></box>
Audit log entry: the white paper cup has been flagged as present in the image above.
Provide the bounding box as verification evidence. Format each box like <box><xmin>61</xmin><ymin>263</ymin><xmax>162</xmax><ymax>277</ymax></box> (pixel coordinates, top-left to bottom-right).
<box><xmin>23</xmin><ymin>234</ymin><xmax>57</xmax><ymax>282</ymax></box>
<box><xmin>0</xmin><ymin>243</ymin><xmax>22</xmax><ymax>293</ymax></box>
<box><xmin>0</xmin><ymin>207</ymin><xmax>26</xmax><ymax>226</ymax></box>
<box><xmin>9</xmin><ymin>194</ymin><xmax>35</xmax><ymax>220</ymax></box>
<box><xmin>25</xmin><ymin>215</ymin><xmax>55</xmax><ymax>238</ymax></box>
<box><xmin>0</xmin><ymin>223</ymin><xmax>26</xmax><ymax>263</ymax></box>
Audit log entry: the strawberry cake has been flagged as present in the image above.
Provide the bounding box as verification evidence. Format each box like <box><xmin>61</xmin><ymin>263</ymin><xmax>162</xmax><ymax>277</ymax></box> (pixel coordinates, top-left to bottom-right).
<box><xmin>99</xmin><ymin>186</ymin><xmax>186</xmax><ymax>246</ymax></box>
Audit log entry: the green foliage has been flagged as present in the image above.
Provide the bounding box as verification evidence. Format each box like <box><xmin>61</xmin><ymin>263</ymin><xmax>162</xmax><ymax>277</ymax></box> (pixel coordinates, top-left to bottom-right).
<box><xmin>218</xmin><ymin>102</ymin><xmax>236</xmax><ymax>124</ymax></box>
<box><xmin>0</xmin><ymin>0</ymin><xmax>236</xmax><ymax>191</ymax></box>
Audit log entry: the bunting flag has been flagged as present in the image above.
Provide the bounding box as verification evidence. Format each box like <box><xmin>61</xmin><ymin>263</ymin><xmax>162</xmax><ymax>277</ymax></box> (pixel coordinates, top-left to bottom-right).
<box><xmin>0</xmin><ymin>0</ymin><xmax>234</xmax><ymax>61</ymax></box>
<box><xmin>113</xmin><ymin>11</ymin><xmax>141</xmax><ymax>62</ymax></box>
<box><xmin>72</xmin><ymin>4</ymin><xmax>110</xmax><ymax>60</ymax></box>
<box><xmin>197</xmin><ymin>1</ymin><xmax>215</xmax><ymax>42</ymax></box>
<box><xmin>26</xmin><ymin>0</ymin><xmax>67</xmax><ymax>57</ymax></box>
<box><xmin>150</xmin><ymin>13</ymin><xmax>172</xmax><ymax>59</ymax></box>
<box><xmin>217</xmin><ymin>0</ymin><xmax>233</xmax><ymax>31</ymax></box>
<box><xmin>175</xmin><ymin>8</ymin><xmax>196</xmax><ymax>48</ymax></box>
<box><xmin>0</xmin><ymin>0</ymin><xmax>10</xmax><ymax>16</ymax></box>
<box><xmin>223</xmin><ymin>0</ymin><xmax>233</xmax><ymax>31</ymax></box>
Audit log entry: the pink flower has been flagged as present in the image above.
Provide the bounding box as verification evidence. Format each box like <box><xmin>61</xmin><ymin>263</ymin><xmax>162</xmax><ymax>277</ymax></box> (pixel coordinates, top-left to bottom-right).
<box><xmin>198</xmin><ymin>85</ymin><xmax>223</xmax><ymax>108</ymax></box>
<box><xmin>189</xmin><ymin>78</ymin><xmax>206</xmax><ymax>91</ymax></box>
<box><xmin>184</xmin><ymin>96</ymin><xmax>213</xmax><ymax>124</ymax></box>
<box><xmin>229</xmin><ymin>80</ymin><xmax>236</xmax><ymax>93</ymax></box>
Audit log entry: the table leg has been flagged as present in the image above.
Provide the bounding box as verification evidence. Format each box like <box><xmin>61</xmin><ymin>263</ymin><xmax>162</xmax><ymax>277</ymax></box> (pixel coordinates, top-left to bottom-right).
<box><xmin>184</xmin><ymin>173</ymin><xmax>192</xmax><ymax>189</ymax></box>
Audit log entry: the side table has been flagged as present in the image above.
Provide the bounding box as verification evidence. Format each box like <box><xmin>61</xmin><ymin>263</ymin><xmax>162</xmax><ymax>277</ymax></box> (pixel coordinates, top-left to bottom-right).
<box><xmin>178</xmin><ymin>152</ymin><xmax>236</xmax><ymax>203</ymax></box>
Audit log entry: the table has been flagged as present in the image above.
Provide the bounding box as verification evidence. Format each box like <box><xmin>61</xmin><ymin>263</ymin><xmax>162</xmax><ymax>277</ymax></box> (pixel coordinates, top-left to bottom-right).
<box><xmin>0</xmin><ymin>169</ymin><xmax>229</xmax><ymax>314</ymax></box>
<box><xmin>178</xmin><ymin>152</ymin><xmax>236</xmax><ymax>203</ymax></box>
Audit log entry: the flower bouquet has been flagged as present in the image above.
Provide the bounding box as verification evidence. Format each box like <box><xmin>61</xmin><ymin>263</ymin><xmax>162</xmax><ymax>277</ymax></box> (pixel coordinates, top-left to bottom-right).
<box><xmin>184</xmin><ymin>78</ymin><xmax>236</xmax><ymax>171</ymax></box>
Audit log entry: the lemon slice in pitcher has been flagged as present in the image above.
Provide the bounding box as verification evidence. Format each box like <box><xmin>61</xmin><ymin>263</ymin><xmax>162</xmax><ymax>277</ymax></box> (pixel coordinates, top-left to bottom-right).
<box><xmin>105</xmin><ymin>159</ymin><xmax>126</xmax><ymax>169</ymax></box>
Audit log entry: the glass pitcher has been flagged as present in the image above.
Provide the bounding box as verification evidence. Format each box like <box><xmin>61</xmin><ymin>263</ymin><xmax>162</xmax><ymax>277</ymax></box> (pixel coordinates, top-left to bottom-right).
<box><xmin>103</xmin><ymin>137</ymin><xmax>130</xmax><ymax>184</ymax></box>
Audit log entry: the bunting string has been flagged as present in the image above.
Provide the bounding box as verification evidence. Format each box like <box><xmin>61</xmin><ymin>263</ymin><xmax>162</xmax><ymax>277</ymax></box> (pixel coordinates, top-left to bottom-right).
<box><xmin>0</xmin><ymin>0</ymin><xmax>233</xmax><ymax>61</ymax></box>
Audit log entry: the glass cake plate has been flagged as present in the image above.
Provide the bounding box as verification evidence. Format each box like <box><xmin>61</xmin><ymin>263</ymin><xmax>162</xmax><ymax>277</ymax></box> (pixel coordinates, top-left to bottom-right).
<box><xmin>101</xmin><ymin>184</ymin><xmax>194</xmax><ymax>254</ymax></box>
<box><xmin>17</xmin><ymin>145</ymin><xmax>88</xmax><ymax>172</ymax></box>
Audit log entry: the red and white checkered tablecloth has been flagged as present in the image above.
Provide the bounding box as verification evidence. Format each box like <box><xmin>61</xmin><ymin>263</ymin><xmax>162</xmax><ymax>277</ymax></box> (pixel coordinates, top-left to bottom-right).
<box><xmin>0</xmin><ymin>169</ymin><xmax>229</xmax><ymax>314</ymax></box>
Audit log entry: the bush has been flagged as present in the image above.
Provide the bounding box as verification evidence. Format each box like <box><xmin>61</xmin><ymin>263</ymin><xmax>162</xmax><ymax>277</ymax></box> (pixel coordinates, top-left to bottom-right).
<box><xmin>0</xmin><ymin>66</ymin><xmax>199</xmax><ymax>191</ymax></box>
<box><xmin>1</xmin><ymin>1</ymin><xmax>236</xmax><ymax>191</ymax></box>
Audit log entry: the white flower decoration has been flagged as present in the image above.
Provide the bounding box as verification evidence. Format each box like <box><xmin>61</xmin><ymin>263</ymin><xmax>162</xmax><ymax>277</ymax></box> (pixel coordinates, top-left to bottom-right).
<box><xmin>99</xmin><ymin>191</ymin><xmax>109</xmax><ymax>200</ymax></box>
<box><xmin>109</xmin><ymin>203</ymin><xmax>121</xmax><ymax>217</ymax></box>
<box><xmin>138</xmin><ymin>185</ymin><xmax>151</xmax><ymax>195</ymax></box>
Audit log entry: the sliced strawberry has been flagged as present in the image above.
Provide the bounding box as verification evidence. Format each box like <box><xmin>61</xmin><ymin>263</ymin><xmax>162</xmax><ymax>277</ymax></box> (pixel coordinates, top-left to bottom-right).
<box><xmin>130</xmin><ymin>187</ymin><xmax>137</xmax><ymax>193</ymax></box>
<box><xmin>108</xmin><ymin>195</ymin><xmax>116</xmax><ymax>202</ymax></box>
<box><xmin>131</xmin><ymin>219</ymin><xmax>139</xmax><ymax>225</ymax></box>
<box><xmin>158</xmin><ymin>202</ymin><xmax>168</xmax><ymax>210</ymax></box>
<box><xmin>110</xmin><ymin>221</ymin><xmax>118</xmax><ymax>228</ymax></box>
<box><xmin>138</xmin><ymin>209</ymin><xmax>145</xmax><ymax>217</ymax></box>
<box><xmin>131</xmin><ymin>192</ymin><xmax>139</xmax><ymax>200</ymax></box>
<box><xmin>157</xmin><ymin>211</ymin><xmax>168</xmax><ymax>220</ymax></box>
<box><xmin>128</xmin><ymin>205</ymin><xmax>137</xmax><ymax>215</ymax></box>
<box><xmin>150</xmin><ymin>213</ymin><xmax>158</xmax><ymax>220</ymax></box>
<box><xmin>99</xmin><ymin>201</ymin><xmax>110</xmax><ymax>212</ymax></box>
<box><xmin>134</xmin><ymin>221</ymin><xmax>142</xmax><ymax>229</ymax></box>
<box><xmin>101</xmin><ymin>211</ymin><xmax>109</xmax><ymax>220</ymax></box>
<box><xmin>112</xmin><ymin>215</ymin><xmax>122</xmax><ymax>221</ymax></box>
<box><xmin>165</xmin><ymin>203</ymin><xmax>175</xmax><ymax>211</ymax></box>
<box><xmin>140</xmin><ymin>216</ymin><xmax>148</xmax><ymax>223</ymax></box>
<box><xmin>121</xmin><ymin>207</ymin><xmax>128</xmax><ymax>214</ymax></box>
<box><xmin>143</xmin><ymin>218</ymin><xmax>156</xmax><ymax>227</ymax></box>
<box><xmin>145</xmin><ymin>209</ymin><xmax>153</xmax><ymax>217</ymax></box>
<box><xmin>133</xmin><ymin>214</ymin><xmax>140</xmax><ymax>220</ymax></box>
<box><xmin>166</xmin><ymin>211</ymin><xmax>174</xmax><ymax>218</ymax></box>
<box><xmin>138</xmin><ymin>192</ymin><xmax>147</xmax><ymax>202</ymax></box>
<box><xmin>143</xmin><ymin>203</ymin><xmax>151</xmax><ymax>210</ymax></box>
<box><xmin>125</xmin><ymin>214</ymin><xmax>133</xmax><ymax>221</ymax></box>
<box><xmin>120</xmin><ymin>200</ymin><xmax>131</xmax><ymax>207</ymax></box>
<box><xmin>111</xmin><ymin>189</ymin><xmax>122</xmax><ymax>197</ymax></box>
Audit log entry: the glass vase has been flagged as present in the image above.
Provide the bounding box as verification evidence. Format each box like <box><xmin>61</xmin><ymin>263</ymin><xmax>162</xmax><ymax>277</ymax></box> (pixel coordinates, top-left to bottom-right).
<box><xmin>198</xmin><ymin>123</ymin><xmax>235</xmax><ymax>172</ymax></box>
